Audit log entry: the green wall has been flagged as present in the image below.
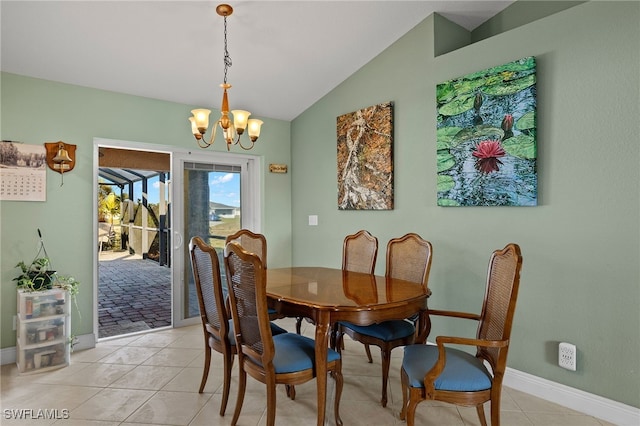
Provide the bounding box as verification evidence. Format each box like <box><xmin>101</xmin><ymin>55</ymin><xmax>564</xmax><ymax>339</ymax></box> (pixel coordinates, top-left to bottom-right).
<box><xmin>1</xmin><ymin>0</ymin><xmax>638</xmax><ymax>410</ymax></box>
<box><xmin>1</xmin><ymin>73</ymin><xmax>292</xmax><ymax>347</ymax></box>
<box><xmin>472</xmin><ymin>1</ymin><xmax>587</xmax><ymax>42</ymax></box>
<box><xmin>290</xmin><ymin>1</ymin><xmax>639</xmax><ymax>407</ymax></box>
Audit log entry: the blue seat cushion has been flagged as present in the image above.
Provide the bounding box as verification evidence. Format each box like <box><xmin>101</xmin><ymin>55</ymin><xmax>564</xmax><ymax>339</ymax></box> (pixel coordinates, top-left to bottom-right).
<box><xmin>339</xmin><ymin>319</ymin><xmax>415</xmax><ymax>341</ymax></box>
<box><xmin>226</xmin><ymin>319</ymin><xmax>287</xmax><ymax>346</ymax></box>
<box><xmin>402</xmin><ymin>344</ymin><xmax>492</xmax><ymax>392</ymax></box>
<box><xmin>269</xmin><ymin>321</ymin><xmax>288</xmax><ymax>335</ymax></box>
<box><xmin>269</xmin><ymin>333</ymin><xmax>341</xmax><ymax>374</ymax></box>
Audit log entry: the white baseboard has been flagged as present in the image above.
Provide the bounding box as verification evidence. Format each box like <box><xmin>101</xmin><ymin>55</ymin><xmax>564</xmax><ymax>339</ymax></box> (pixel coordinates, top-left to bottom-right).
<box><xmin>1</xmin><ymin>344</ymin><xmax>638</xmax><ymax>425</ymax></box>
<box><xmin>504</xmin><ymin>367</ymin><xmax>640</xmax><ymax>426</ymax></box>
<box><xmin>0</xmin><ymin>346</ymin><xmax>16</xmax><ymax>365</ymax></box>
<box><xmin>0</xmin><ymin>333</ymin><xmax>95</xmax><ymax>365</ymax></box>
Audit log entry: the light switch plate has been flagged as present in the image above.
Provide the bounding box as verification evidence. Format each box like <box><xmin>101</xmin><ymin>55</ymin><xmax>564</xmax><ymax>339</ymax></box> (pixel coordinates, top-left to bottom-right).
<box><xmin>308</xmin><ymin>215</ymin><xmax>318</xmax><ymax>226</ymax></box>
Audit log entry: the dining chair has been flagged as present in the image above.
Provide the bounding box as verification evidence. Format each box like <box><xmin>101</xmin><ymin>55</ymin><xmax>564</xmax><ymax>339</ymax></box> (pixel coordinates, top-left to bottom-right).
<box><xmin>400</xmin><ymin>243</ymin><xmax>523</xmax><ymax>426</ymax></box>
<box><xmin>188</xmin><ymin>236</ymin><xmax>236</xmax><ymax>414</ymax></box>
<box><xmin>225</xmin><ymin>229</ymin><xmax>285</xmax><ymax>321</ymax></box>
<box><xmin>335</xmin><ymin>232</ymin><xmax>432</xmax><ymax>407</ymax></box>
<box><xmin>224</xmin><ymin>241</ymin><xmax>344</xmax><ymax>426</ymax></box>
<box><xmin>296</xmin><ymin>229</ymin><xmax>379</xmax><ymax>334</ymax></box>
<box><xmin>189</xmin><ymin>237</ymin><xmax>286</xmax><ymax>416</ymax></box>
<box><xmin>225</xmin><ymin>229</ymin><xmax>267</xmax><ymax>268</ymax></box>
<box><xmin>341</xmin><ymin>229</ymin><xmax>379</xmax><ymax>274</ymax></box>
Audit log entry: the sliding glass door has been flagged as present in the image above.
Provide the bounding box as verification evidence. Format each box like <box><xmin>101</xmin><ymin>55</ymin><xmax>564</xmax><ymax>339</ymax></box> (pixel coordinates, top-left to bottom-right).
<box><xmin>171</xmin><ymin>152</ymin><xmax>260</xmax><ymax>326</ymax></box>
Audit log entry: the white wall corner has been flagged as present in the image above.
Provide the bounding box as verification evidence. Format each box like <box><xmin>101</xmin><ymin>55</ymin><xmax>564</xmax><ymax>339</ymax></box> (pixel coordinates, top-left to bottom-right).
<box><xmin>505</xmin><ymin>367</ymin><xmax>640</xmax><ymax>426</ymax></box>
<box><xmin>72</xmin><ymin>333</ymin><xmax>96</xmax><ymax>352</ymax></box>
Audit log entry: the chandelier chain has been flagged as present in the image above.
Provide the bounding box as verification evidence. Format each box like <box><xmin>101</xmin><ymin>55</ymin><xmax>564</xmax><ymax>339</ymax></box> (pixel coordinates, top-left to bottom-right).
<box><xmin>223</xmin><ymin>15</ymin><xmax>232</xmax><ymax>84</ymax></box>
<box><xmin>189</xmin><ymin>4</ymin><xmax>262</xmax><ymax>150</ymax></box>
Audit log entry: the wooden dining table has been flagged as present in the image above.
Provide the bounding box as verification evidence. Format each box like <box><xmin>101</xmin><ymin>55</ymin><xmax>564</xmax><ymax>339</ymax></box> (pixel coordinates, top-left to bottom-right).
<box><xmin>266</xmin><ymin>267</ymin><xmax>431</xmax><ymax>426</ymax></box>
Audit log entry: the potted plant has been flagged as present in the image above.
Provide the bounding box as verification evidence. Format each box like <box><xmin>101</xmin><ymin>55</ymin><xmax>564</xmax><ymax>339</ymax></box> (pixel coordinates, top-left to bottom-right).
<box><xmin>14</xmin><ymin>230</ymin><xmax>81</xmax><ymax>350</ymax></box>
<box><xmin>14</xmin><ymin>257</ymin><xmax>57</xmax><ymax>291</ymax></box>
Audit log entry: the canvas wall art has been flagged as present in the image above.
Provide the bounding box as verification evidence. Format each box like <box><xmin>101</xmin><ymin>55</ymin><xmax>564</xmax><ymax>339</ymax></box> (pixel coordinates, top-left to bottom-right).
<box><xmin>436</xmin><ymin>57</ymin><xmax>537</xmax><ymax>206</ymax></box>
<box><xmin>337</xmin><ymin>101</ymin><xmax>393</xmax><ymax>210</ymax></box>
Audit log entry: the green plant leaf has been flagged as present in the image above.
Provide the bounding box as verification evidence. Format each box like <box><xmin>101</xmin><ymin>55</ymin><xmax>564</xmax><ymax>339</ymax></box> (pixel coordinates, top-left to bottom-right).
<box><xmin>452</xmin><ymin>78</ymin><xmax>487</xmax><ymax>96</ymax></box>
<box><xmin>482</xmin><ymin>73</ymin><xmax>536</xmax><ymax>96</ymax></box>
<box><xmin>436</xmin><ymin>82</ymin><xmax>456</xmax><ymax>103</ymax></box>
<box><xmin>437</xmin><ymin>198</ymin><xmax>460</xmax><ymax>206</ymax></box>
<box><xmin>502</xmin><ymin>134</ymin><xmax>537</xmax><ymax>159</ymax></box>
<box><xmin>454</xmin><ymin>126</ymin><xmax>504</xmax><ymax>143</ymax></box>
<box><xmin>437</xmin><ymin>153</ymin><xmax>455</xmax><ymax>173</ymax></box>
<box><xmin>437</xmin><ymin>126</ymin><xmax>462</xmax><ymax>149</ymax></box>
<box><xmin>437</xmin><ymin>175</ymin><xmax>455</xmax><ymax>192</ymax></box>
<box><xmin>516</xmin><ymin>111</ymin><xmax>536</xmax><ymax>130</ymax></box>
<box><xmin>466</xmin><ymin>57</ymin><xmax>536</xmax><ymax>80</ymax></box>
<box><xmin>438</xmin><ymin>93</ymin><xmax>475</xmax><ymax>116</ymax></box>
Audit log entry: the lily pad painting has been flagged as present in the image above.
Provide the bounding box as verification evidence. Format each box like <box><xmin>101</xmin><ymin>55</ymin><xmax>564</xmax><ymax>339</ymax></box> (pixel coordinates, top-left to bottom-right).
<box><xmin>436</xmin><ymin>57</ymin><xmax>537</xmax><ymax>206</ymax></box>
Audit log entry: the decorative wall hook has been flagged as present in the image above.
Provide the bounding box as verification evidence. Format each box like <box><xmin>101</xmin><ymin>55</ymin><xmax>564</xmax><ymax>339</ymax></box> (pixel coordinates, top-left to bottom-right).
<box><xmin>45</xmin><ymin>141</ymin><xmax>76</xmax><ymax>186</ymax></box>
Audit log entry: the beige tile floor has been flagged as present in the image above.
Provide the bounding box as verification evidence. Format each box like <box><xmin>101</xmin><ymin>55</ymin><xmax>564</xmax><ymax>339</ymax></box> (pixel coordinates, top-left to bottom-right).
<box><xmin>1</xmin><ymin>317</ymin><xmax>613</xmax><ymax>425</ymax></box>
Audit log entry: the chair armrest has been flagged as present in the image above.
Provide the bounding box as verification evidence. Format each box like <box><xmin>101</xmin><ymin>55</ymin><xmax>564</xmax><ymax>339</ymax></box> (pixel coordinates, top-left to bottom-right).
<box><xmin>422</xmin><ymin>335</ymin><xmax>509</xmax><ymax>397</ymax></box>
<box><xmin>436</xmin><ymin>335</ymin><xmax>508</xmax><ymax>349</ymax></box>
<box><xmin>428</xmin><ymin>309</ymin><xmax>481</xmax><ymax>321</ymax></box>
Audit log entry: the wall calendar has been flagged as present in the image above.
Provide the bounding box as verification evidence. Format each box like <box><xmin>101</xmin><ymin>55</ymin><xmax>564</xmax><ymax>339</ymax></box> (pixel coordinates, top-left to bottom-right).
<box><xmin>0</xmin><ymin>141</ymin><xmax>47</xmax><ymax>202</ymax></box>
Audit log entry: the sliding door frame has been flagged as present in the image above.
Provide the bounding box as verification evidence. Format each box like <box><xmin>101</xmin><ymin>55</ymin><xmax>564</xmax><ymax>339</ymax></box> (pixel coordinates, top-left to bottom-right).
<box><xmin>93</xmin><ymin>138</ymin><xmax>261</xmax><ymax>335</ymax></box>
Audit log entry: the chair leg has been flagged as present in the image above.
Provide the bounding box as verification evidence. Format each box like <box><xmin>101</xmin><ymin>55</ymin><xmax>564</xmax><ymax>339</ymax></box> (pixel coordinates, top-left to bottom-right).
<box><xmin>364</xmin><ymin>343</ymin><xmax>373</xmax><ymax>363</ymax></box>
<box><xmin>379</xmin><ymin>348</ymin><xmax>390</xmax><ymax>407</ymax></box>
<box><xmin>220</xmin><ymin>350</ymin><xmax>233</xmax><ymax>415</ymax></box>
<box><xmin>285</xmin><ymin>384</ymin><xmax>296</xmax><ymax>400</ymax></box>
<box><xmin>400</xmin><ymin>369</ymin><xmax>409</xmax><ymax>421</ymax></box>
<box><xmin>490</xmin><ymin>391</ymin><xmax>500</xmax><ymax>426</ymax></box>
<box><xmin>266</xmin><ymin>378</ymin><xmax>277</xmax><ymax>426</ymax></box>
<box><xmin>329</xmin><ymin>325</ymin><xmax>337</xmax><ymax>349</ymax></box>
<box><xmin>295</xmin><ymin>316</ymin><xmax>303</xmax><ymax>334</ymax></box>
<box><xmin>477</xmin><ymin>403</ymin><xmax>488</xmax><ymax>426</ymax></box>
<box><xmin>335</xmin><ymin>332</ymin><xmax>344</xmax><ymax>356</ymax></box>
<box><xmin>231</xmin><ymin>367</ymin><xmax>247</xmax><ymax>426</ymax></box>
<box><xmin>198</xmin><ymin>346</ymin><xmax>211</xmax><ymax>393</ymax></box>
<box><xmin>405</xmin><ymin>399</ymin><xmax>419</xmax><ymax>426</ymax></box>
<box><xmin>333</xmin><ymin>363</ymin><xmax>344</xmax><ymax>426</ymax></box>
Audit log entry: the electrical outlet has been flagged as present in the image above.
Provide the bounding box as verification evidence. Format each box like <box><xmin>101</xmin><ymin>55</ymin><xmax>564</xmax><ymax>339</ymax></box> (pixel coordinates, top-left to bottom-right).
<box><xmin>558</xmin><ymin>342</ymin><xmax>576</xmax><ymax>371</ymax></box>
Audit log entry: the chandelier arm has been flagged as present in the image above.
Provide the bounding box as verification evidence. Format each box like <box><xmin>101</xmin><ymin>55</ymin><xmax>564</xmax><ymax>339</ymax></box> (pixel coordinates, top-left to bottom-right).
<box><xmin>195</xmin><ymin>120</ymin><xmax>221</xmax><ymax>149</ymax></box>
<box><xmin>195</xmin><ymin>138</ymin><xmax>212</xmax><ymax>149</ymax></box>
<box><xmin>236</xmin><ymin>135</ymin><xmax>256</xmax><ymax>150</ymax></box>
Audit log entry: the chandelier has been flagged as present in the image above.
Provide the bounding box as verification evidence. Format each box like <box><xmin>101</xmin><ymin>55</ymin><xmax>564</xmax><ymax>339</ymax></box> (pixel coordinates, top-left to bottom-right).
<box><xmin>189</xmin><ymin>4</ymin><xmax>263</xmax><ymax>150</ymax></box>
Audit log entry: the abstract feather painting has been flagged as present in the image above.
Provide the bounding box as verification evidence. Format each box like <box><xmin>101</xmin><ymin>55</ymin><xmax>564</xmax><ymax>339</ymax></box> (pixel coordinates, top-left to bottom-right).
<box><xmin>337</xmin><ymin>102</ymin><xmax>393</xmax><ymax>210</ymax></box>
<box><xmin>436</xmin><ymin>57</ymin><xmax>537</xmax><ymax>206</ymax></box>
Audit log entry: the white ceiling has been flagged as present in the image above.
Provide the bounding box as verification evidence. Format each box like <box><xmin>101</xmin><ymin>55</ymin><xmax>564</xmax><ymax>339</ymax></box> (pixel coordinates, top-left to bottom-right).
<box><xmin>1</xmin><ymin>1</ymin><xmax>514</xmax><ymax>121</ymax></box>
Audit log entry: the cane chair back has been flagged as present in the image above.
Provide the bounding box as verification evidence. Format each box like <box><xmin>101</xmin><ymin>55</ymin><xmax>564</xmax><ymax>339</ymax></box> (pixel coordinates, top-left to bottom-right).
<box><xmin>225</xmin><ymin>228</ymin><xmax>287</xmax><ymax>321</ymax></box>
<box><xmin>342</xmin><ymin>229</ymin><xmax>378</xmax><ymax>274</ymax></box>
<box><xmin>400</xmin><ymin>243</ymin><xmax>523</xmax><ymax>426</ymax></box>
<box><xmin>386</xmin><ymin>233</ymin><xmax>433</xmax><ymax>290</ymax></box>
<box><xmin>225</xmin><ymin>229</ymin><xmax>267</xmax><ymax>268</ymax></box>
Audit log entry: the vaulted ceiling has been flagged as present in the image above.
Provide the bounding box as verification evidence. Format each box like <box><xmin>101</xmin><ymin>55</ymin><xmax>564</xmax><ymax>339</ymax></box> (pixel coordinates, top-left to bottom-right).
<box><xmin>1</xmin><ymin>1</ymin><xmax>514</xmax><ymax>121</ymax></box>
